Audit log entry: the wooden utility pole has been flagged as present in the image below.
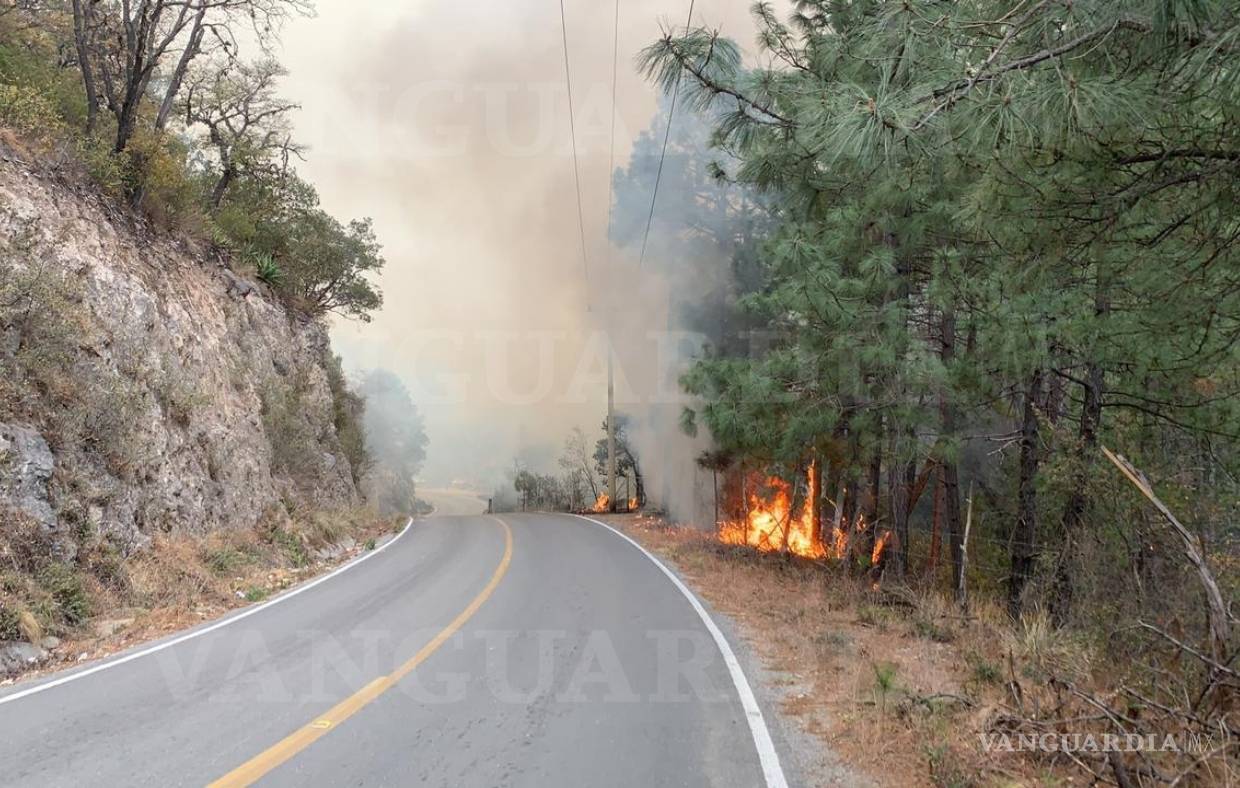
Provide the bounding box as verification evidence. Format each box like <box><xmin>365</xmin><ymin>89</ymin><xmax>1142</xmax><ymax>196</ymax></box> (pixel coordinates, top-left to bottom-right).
<box><xmin>607</xmin><ymin>349</ymin><xmax>617</xmax><ymax>513</ymax></box>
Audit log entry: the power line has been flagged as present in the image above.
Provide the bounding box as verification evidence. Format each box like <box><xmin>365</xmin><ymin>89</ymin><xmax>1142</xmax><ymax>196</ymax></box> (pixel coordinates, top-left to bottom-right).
<box><xmin>604</xmin><ymin>0</ymin><xmax>621</xmax><ymax>263</ymax></box>
<box><xmin>558</xmin><ymin>0</ymin><xmax>592</xmax><ymax>298</ymax></box>
<box><xmin>637</xmin><ymin>0</ymin><xmax>696</xmax><ymax>270</ymax></box>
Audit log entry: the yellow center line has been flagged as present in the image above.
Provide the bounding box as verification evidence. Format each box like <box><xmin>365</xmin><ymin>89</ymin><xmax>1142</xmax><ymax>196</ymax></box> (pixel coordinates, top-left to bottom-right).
<box><xmin>208</xmin><ymin>516</ymin><xmax>514</xmax><ymax>788</ymax></box>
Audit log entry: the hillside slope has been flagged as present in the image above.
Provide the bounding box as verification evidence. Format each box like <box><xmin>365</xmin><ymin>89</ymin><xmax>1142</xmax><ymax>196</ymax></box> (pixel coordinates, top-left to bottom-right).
<box><xmin>0</xmin><ymin>149</ymin><xmax>359</xmax><ymax>561</ymax></box>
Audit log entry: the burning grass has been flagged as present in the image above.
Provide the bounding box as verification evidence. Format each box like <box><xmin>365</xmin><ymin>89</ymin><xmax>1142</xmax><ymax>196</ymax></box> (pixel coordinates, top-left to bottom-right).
<box><xmin>718</xmin><ymin>466</ymin><xmax>890</xmax><ymax>567</ymax></box>
<box><xmin>607</xmin><ymin>513</ymin><xmax>1239</xmax><ymax>787</ymax></box>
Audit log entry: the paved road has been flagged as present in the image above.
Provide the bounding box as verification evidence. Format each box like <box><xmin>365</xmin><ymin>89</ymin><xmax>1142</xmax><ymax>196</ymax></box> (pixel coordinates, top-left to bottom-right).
<box><xmin>419</xmin><ymin>487</ymin><xmax>489</xmax><ymax>517</ymax></box>
<box><xmin>0</xmin><ymin>514</ymin><xmax>786</xmax><ymax>787</ymax></box>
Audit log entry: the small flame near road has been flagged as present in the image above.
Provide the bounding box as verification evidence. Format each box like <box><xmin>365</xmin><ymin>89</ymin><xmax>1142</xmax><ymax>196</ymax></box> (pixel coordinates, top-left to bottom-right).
<box><xmin>589</xmin><ymin>493</ymin><xmax>639</xmax><ymax>513</ymax></box>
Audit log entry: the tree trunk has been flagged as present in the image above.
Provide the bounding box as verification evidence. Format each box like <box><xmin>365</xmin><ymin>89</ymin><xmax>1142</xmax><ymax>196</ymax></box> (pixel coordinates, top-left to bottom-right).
<box><xmin>1049</xmin><ymin>360</ymin><xmax>1102</xmax><ymax>624</ymax></box>
<box><xmin>888</xmin><ymin>445</ymin><xmax>914</xmax><ymax>576</ymax></box>
<box><xmin>71</xmin><ymin>0</ymin><xmax>100</xmax><ymax>134</ymax></box>
<box><xmin>863</xmin><ymin>445</ymin><xmax>881</xmax><ymax>562</ymax></box>
<box><xmin>807</xmin><ymin>458</ymin><xmax>822</xmax><ymax>549</ymax></box>
<box><xmin>1050</xmin><ymin>268</ymin><xmax>1109</xmax><ymax>626</ymax></box>
<box><xmin>1009</xmin><ymin>369</ymin><xmax>1044</xmax><ymax>619</ymax></box>
<box><xmin>940</xmin><ymin>307</ymin><xmax>964</xmax><ymax>594</ymax></box>
<box><xmin>155</xmin><ymin>6</ymin><xmax>207</xmax><ymax>131</ymax></box>
<box><xmin>211</xmin><ymin>167</ymin><xmax>237</xmax><ymax>208</ymax></box>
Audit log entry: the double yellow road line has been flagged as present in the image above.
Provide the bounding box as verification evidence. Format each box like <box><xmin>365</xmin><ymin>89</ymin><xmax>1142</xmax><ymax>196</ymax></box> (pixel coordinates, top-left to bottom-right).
<box><xmin>210</xmin><ymin>516</ymin><xmax>514</xmax><ymax>787</ymax></box>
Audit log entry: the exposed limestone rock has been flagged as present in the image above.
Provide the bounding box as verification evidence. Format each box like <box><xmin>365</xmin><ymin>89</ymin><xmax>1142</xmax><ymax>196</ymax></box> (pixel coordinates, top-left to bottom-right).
<box><xmin>0</xmin><ymin>157</ymin><xmax>359</xmax><ymax>556</ymax></box>
<box><xmin>0</xmin><ymin>423</ymin><xmax>54</xmax><ymax>531</ymax></box>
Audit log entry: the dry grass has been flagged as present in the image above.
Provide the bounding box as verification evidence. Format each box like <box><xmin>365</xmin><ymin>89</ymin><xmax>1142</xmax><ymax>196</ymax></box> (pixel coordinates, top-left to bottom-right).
<box><xmin>1</xmin><ymin>506</ymin><xmax>403</xmax><ymax>683</ymax></box>
<box><xmin>607</xmin><ymin>513</ymin><xmax>1236</xmax><ymax>788</ymax></box>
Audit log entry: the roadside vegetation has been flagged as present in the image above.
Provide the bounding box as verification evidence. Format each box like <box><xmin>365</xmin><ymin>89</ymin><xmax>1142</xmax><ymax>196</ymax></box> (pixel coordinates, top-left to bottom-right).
<box><xmin>615</xmin><ymin>3</ymin><xmax>1238</xmax><ymax>785</ymax></box>
<box><xmin>1</xmin><ymin>505</ymin><xmax>404</xmax><ymax>662</ymax></box>
<box><xmin>0</xmin><ymin>1</ymin><xmax>383</xmax><ymax>323</ymax></box>
<box><xmin>0</xmin><ymin>2</ymin><xmax>437</xmax><ymax>677</ymax></box>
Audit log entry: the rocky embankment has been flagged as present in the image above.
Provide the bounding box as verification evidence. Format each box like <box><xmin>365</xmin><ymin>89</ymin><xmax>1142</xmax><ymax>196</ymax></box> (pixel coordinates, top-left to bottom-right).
<box><xmin>0</xmin><ymin>149</ymin><xmax>363</xmax><ymax>668</ymax></box>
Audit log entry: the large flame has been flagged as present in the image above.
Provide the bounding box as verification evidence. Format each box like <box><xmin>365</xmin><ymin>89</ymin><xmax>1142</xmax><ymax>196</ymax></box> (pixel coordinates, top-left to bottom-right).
<box><xmin>717</xmin><ymin>464</ymin><xmax>893</xmax><ymax>569</ymax></box>
<box><xmin>591</xmin><ymin>493</ymin><xmax>610</xmax><ymax>513</ymax></box>
<box><xmin>719</xmin><ymin>467</ymin><xmax>827</xmax><ymax>559</ymax></box>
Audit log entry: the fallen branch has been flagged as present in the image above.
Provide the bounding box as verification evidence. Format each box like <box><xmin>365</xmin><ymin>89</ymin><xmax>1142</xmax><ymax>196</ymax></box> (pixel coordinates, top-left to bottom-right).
<box><xmin>1101</xmin><ymin>446</ymin><xmax>1233</xmax><ymax>676</ymax></box>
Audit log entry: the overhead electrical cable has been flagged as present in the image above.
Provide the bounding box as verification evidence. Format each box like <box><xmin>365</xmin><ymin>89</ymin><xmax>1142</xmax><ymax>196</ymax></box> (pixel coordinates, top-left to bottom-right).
<box><xmin>637</xmin><ymin>0</ymin><xmax>696</xmax><ymax>270</ymax></box>
<box><xmin>558</xmin><ymin>0</ymin><xmax>593</xmax><ymax>298</ymax></box>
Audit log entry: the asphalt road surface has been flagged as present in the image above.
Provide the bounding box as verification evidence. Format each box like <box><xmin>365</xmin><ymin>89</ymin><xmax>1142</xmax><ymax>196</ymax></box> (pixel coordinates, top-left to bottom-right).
<box><xmin>0</xmin><ymin>513</ymin><xmax>788</xmax><ymax>787</ymax></box>
<box><xmin>419</xmin><ymin>487</ymin><xmax>489</xmax><ymax>517</ymax></box>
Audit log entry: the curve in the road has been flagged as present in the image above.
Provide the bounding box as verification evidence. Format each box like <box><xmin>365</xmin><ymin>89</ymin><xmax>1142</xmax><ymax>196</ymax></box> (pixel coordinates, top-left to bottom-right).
<box><xmin>0</xmin><ymin>513</ymin><xmax>793</xmax><ymax>788</ymax></box>
<box><xmin>0</xmin><ymin>517</ymin><xmax>416</xmax><ymax>708</ymax></box>
<box><xmin>210</xmin><ymin>516</ymin><xmax>514</xmax><ymax>787</ymax></box>
<box><xmin>572</xmin><ymin>515</ymin><xmax>788</xmax><ymax>788</ymax></box>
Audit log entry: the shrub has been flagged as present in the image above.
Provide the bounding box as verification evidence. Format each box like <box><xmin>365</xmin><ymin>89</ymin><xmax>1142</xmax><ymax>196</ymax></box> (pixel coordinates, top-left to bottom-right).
<box><xmin>270</xmin><ymin>527</ymin><xmax>309</xmax><ymax>568</ymax></box>
<box><xmin>253</xmin><ymin>252</ymin><xmax>284</xmax><ymax>287</ymax></box>
<box><xmin>324</xmin><ymin>353</ymin><xmax>368</xmax><ymax>486</ymax></box>
<box><xmin>125</xmin><ymin>129</ymin><xmax>205</xmax><ymax>234</ymax></box>
<box><xmin>0</xmin><ymin>605</ymin><xmax>20</xmax><ymax>641</ymax></box>
<box><xmin>37</xmin><ymin>563</ymin><xmax>91</xmax><ymax>626</ymax></box>
<box><xmin>260</xmin><ymin>374</ymin><xmax>319</xmax><ymax>484</ymax></box>
<box><xmin>0</xmin><ymin>82</ymin><xmax>64</xmax><ymax>141</ymax></box>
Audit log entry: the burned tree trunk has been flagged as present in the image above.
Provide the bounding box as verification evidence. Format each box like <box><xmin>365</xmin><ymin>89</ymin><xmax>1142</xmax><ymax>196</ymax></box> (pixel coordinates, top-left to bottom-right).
<box><xmin>888</xmin><ymin>458</ymin><xmax>914</xmax><ymax>576</ymax></box>
<box><xmin>940</xmin><ymin>307</ymin><xmax>965</xmax><ymax>594</ymax></box>
<box><xmin>1009</xmin><ymin>369</ymin><xmax>1044</xmax><ymax>619</ymax></box>
<box><xmin>862</xmin><ymin>443</ymin><xmax>881</xmax><ymax>561</ymax></box>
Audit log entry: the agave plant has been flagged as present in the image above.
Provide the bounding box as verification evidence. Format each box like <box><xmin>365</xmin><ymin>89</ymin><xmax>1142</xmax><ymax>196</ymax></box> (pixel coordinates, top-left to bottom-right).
<box><xmin>253</xmin><ymin>252</ymin><xmax>284</xmax><ymax>288</ymax></box>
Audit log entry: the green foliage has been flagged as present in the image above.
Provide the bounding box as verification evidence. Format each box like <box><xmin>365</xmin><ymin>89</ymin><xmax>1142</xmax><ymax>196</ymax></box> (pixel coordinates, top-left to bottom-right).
<box><xmin>325</xmin><ymin>355</ymin><xmax>368</xmax><ymax>487</ymax></box>
<box><xmin>253</xmin><ymin>252</ymin><xmax>283</xmax><ymax>287</ymax></box>
<box><xmin>358</xmin><ymin>369</ymin><xmax>427</xmax><ymax>514</ymax></box>
<box><xmin>0</xmin><ymin>82</ymin><xmax>63</xmax><ymax>138</ymax></box>
<box><xmin>872</xmin><ymin>661</ymin><xmax>899</xmax><ymax>716</ymax></box>
<box><xmin>0</xmin><ymin>6</ymin><xmax>385</xmax><ymax>323</ymax></box>
<box><xmin>37</xmin><ymin>563</ymin><xmax>91</xmax><ymax>626</ymax></box>
<box><xmin>0</xmin><ymin>605</ymin><xmax>19</xmax><ymax>641</ymax></box>
<box><xmin>280</xmin><ymin>212</ymin><xmax>385</xmax><ymax>321</ymax></box>
<box><xmin>643</xmin><ymin>1</ymin><xmax>1239</xmax><ymax>640</ymax></box>
<box><xmin>259</xmin><ymin>374</ymin><xmax>319</xmax><ymax>486</ymax></box>
<box><xmin>270</xmin><ymin>527</ymin><xmax>309</xmax><ymax>569</ymax></box>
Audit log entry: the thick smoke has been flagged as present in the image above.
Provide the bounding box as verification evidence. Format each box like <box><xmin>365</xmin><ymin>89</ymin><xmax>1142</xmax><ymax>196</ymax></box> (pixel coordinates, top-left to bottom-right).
<box><xmin>272</xmin><ymin>2</ymin><xmax>769</xmax><ymax>506</ymax></box>
<box><xmin>604</xmin><ymin>97</ymin><xmax>770</xmax><ymax>525</ymax></box>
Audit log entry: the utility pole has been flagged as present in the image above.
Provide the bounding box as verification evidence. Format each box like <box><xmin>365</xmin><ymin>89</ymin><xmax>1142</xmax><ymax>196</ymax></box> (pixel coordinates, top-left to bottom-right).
<box><xmin>607</xmin><ymin>348</ymin><xmax>617</xmax><ymax>513</ymax></box>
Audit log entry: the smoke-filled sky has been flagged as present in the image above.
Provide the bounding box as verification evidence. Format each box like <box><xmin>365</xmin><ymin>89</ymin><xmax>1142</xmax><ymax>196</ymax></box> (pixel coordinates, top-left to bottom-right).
<box><xmin>274</xmin><ymin>1</ymin><xmax>765</xmax><ymax>487</ymax></box>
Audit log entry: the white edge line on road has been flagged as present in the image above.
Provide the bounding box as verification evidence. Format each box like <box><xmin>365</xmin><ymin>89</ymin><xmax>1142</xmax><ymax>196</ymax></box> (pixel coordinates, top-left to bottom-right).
<box><xmin>571</xmin><ymin>515</ymin><xmax>790</xmax><ymax>788</ymax></box>
<box><xmin>0</xmin><ymin>517</ymin><xmax>416</xmax><ymax>707</ymax></box>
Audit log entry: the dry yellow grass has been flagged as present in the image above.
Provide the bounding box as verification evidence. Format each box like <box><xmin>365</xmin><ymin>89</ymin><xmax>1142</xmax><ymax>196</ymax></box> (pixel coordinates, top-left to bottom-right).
<box><xmin>608</xmin><ymin>513</ymin><xmax>1236</xmax><ymax>788</ymax></box>
<box><xmin>3</xmin><ymin>507</ymin><xmax>401</xmax><ymax>682</ymax></box>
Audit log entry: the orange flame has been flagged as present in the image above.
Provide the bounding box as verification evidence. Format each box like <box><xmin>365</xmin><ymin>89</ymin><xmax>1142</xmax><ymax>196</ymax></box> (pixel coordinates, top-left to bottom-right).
<box><xmin>871</xmin><ymin>530</ymin><xmax>891</xmax><ymax>566</ymax></box>
<box><xmin>627</xmin><ymin>497</ymin><xmax>639</xmax><ymax>511</ymax></box>
<box><xmin>717</xmin><ymin>464</ymin><xmax>890</xmax><ymax>572</ymax></box>
<box><xmin>718</xmin><ymin>467</ymin><xmax>827</xmax><ymax>560</ymax></box>
<box><xmin>591</xmin><ymin>493</ymin><xmax>610</xmax><ymax>513</ymax></box>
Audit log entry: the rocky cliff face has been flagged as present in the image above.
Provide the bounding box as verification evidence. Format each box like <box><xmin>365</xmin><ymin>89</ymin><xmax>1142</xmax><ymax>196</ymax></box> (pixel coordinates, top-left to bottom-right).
<box><xmin>0</xmin><ymin>154</ymin><xmax>359</xmax><ymax>558</ymax></box>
